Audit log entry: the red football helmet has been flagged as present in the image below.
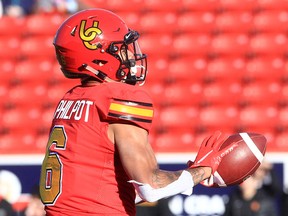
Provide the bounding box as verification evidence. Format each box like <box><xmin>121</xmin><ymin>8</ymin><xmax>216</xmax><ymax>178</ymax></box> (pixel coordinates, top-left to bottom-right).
<box><xmin>54</xmin><ymin>8</ymin><xmax>147</xmax><ymax>85</ymax></box>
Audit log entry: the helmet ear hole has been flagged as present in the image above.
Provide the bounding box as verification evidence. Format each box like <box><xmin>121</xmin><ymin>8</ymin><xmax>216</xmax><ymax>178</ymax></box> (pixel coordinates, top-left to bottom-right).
<box><xmin>92</xmin><ymin>59</ymin><xmax>108</xmax><ymax>66</ymax></box>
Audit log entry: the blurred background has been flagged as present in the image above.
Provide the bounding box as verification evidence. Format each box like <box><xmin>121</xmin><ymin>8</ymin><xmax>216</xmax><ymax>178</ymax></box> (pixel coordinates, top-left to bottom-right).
<box><xmin>0</xmin><ymin>0</ymin><xmax>287</xmax><ymax>215</ymax></box>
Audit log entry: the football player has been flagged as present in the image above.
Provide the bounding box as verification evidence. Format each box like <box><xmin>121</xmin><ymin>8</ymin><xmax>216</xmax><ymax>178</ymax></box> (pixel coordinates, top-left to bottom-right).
<box><xmin>39</xmin><ymin>8</ymin><xmax>229</xmax><ymax>216</ymax></box>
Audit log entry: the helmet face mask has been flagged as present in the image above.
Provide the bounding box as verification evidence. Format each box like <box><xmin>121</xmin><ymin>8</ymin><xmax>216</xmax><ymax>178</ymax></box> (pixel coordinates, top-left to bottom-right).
<box><xmin>110</xmin><ymin>31</ymin><xmax>147</xmax><ymax>85</ymax></box>
<box><xmin>54</xmin><ymin>9</ymin><xmax>148</xmax><ymax>85</ymax></box>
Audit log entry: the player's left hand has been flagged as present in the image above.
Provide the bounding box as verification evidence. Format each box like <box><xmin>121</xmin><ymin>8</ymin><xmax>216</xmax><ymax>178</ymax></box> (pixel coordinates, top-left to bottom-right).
<box><xmin>188</xmin><ymin>131</ymin><xmax>240</xmax><ymax>186</ymax></box>
<box><xmin>187</xmin><ymin>131</ymin><xmax>228</xmax><ymax>173</ymax></box>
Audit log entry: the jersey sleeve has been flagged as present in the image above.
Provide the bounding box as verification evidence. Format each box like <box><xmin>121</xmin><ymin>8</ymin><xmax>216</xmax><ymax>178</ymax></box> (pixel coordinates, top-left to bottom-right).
<box><xmin>99</xmin><ymin>82</ymin><xmax>154</xmax><ymax>132</ymax></box>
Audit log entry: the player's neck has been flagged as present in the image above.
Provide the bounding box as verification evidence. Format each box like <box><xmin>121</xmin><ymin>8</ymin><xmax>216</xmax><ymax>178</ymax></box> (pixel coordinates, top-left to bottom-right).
<box><xmin>81</xmin><ymin>77</ymin><xmax>102</xmax><ymax>86</ymax></box>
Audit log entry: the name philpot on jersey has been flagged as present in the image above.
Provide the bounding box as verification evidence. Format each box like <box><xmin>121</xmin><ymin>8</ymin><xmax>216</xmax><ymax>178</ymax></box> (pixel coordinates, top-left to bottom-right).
<box><xmin>53</xmin><ymin>100</ymin><xmax>93</xmax><ymax>122</ymax></box>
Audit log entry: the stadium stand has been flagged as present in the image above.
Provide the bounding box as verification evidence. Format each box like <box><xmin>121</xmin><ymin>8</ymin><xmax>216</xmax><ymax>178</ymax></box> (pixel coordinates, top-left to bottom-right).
<box><xmin>205</xmin><ymin>57</ymin><xmax>246</xmax><ymax>82</ymax></box>
<box><xmin>214</xmin><ymin>11</ymin><xmax>254</xmax><ymax>33</ymax></box>
<box><xmin>250</xmin><ymin>33</ymin><xmax>288</xmax><ymax>56</ymax></box>
<box><xmin>0</xmin><ymin>59</ymin><xmax>16</xmax><ymax>84</ymax></box>
<box><xmin>25</xmin><ymin>13</ymin><xmax>67</xmax><ymax>36</ymax></box>
<box><xmin>138</xmin><ymin>33</ymin><xmax>174</xmax><ymax>57</ymax></box>
<box><xmin>210</xmin><ymin>33</ymin><xmax>250</xmax><ymax>56</ymax></box>
<box><xmin>0</xmin><ymin>0</ymin><xmax>287</xmax><ymax>154</ymax></box>
<box><xmin>0</xmin><ymin>36</ymin><xmax>21</xmax><ymax>60</ymax></box>
<box><xmin>173</xmin><ymin>33</ymin><xmax>212</xmax><ymax>56</ymax></box>
<box><xmin>167</xmin><ymin>56</ymin><xmax>207</xmax><ymax>82</ymax></box>
<box><xmin>20</xmin><ymin>36</ymin><xmax>55</xmax><ymax>59</ymax></box>
<box><xmin>202</xmin><ymin>81</ymin><xmax>242</xmax><ymax>106</ymax></box>
<box><xmin>253</xmin><ymin>10</ymin><xmax>288</xmax><ymax>33</ymax></box>
<box><xmin>198</xmin><ymin>105</ymin><xmax>240</xmax><ymax>132</ymax></box>
<box><xmin>14</xmin><ymin>58</ymin><xmax>54</xmax><ymax>84</ymax></box>
<box><xmin>257</xmin><ymin>0</ymin><xmax>288</xmax><ymax>10</ymax></box>
<box><xmin>244</xmin><ymin>56</ymin><xmax>286</xmax><ymax>82</ymax></box>
<box><xmin>138</xmin><ymin>12</ymin><xmax>178</xmax><ymax>33</ymax></box>
<box><xmin>162</xmin><ymin>82</ymin><xmax>203</xmax><ymax>106</ymax></box>
<box><xmin>177</xmin><ymin>11</ymin><xmax>216</xmax><ymax>33</ymax></box>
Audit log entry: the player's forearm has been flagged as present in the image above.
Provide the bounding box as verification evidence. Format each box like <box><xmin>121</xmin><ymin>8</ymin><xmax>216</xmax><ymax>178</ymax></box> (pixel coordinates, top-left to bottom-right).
<box><xmin>130</xmin><ymin>170</ymin><xmax>194</xmax><ymax>202</ymax></box>
<box><xmin>150</xmin><ymin>169</ymin><xmax>183</xmax><ymax>188</ymax></box>
<box><xmin>186</xmin><ymin>167</ymin><xmax>212</xmax><ymax>185</ymax></box>
<box><xmin>151</xmin><ymin>167</ymin><xmax>210</xmax><ymax>188</ymax></box>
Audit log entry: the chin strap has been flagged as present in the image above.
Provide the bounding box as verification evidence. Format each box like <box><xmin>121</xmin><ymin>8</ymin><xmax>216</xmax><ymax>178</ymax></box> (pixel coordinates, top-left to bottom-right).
<box><xmin>83</xmin><ymin>64</ymin><xmax>115</xmax><ymax>83</ymax></box>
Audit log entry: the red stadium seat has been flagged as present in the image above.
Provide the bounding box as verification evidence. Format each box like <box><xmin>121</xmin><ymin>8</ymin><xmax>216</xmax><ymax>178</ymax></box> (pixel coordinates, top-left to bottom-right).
<box><xmin>79</xmin><ymin>0</ymin><xmax>108</xmax><ymax>8</ymax></box>
<box><xmin>139</xmin><ymin>12</ymin><xmax>177</xmax><ymax>33</ymax></box>
<box><xmin>202</xmin><ymin>82</ymin><xmax>242</xmax><ymax>106</ymax></box>
<box><xmin>145</xmin><ymin>57</ymin><xmax>169</xmax><ymax>83</ymax></box>
<box><xmin>14</xmin><ymin>59</ymin><xmax>54</xmax><ymax>84</ymax></box>
<box><xmin>210</xmin><ymin>33</ymin><xmax>250</xmax><ymax>56</ymax></box>
<box><xmin>173</xmin><ymin>33</ymin><xmax>211</xmax><ymax>56</ymax></box>
<box><xmin>143</xmin><ymin>0</ymin><xmax>183</xmax><ymax>11</ymax></box>
<box><xmin>0</xmin><ymin>36</ymin><xmax>21</xmax><ymax>59</ymax></box>
<box><xmin>198</xmin><ymin>106</ymin><xmax>239</xmax><ymax>131</ymax></box>
<box><xmin>0</xmin><ymin>59</ymin><xmax>16</xmax><ymax>84</ymax></box>
<box><xmin>25</xmin><ymin>14</ymin><xmax>67</xmax><ymax>36</ymax></box>
<box><xmin>1</xmin><ymin>107</ymin><xmax>42</xmax><ymax>132</ymax></box>
<box><xmin>0</xmin><ymin>16</ymin><xmax>26</xmax><ymax>36</ymax></box>
<box><xmin>35</xmin><ymin>134</ymin><xmax>49</xmax><ymax>153</ymax></box>
<box><xmin>244</xmin><ymin>57</ymin><xmax>285</xmax><ymax>82</ymax></box>
<box><xmin>20</xmin><ymin>36</ymin><xmax>55</xmax><ymax>59</ymax></box>
<box><xmin>278</xmin><ymin>107</ymin><xmax>288</xmax><ymax>128</ymax></box>
<box><xmin>0</xmin><ymin>84</ymin><xmax>10</xmax><ymax>109</ymax></box>
<box><xmin>219</xmin><ymin>0</ymin><xmax>258</xmax><ymax>10</ymax></box>
<box><xmin>139</xmin><ymin>33</ymin><xmax>173</xmax><ymax>56</ymax></box>
<box><xmin>7</xmin><ymin>84</ymin><xmax>48</xmax><ymax>107</ymax></box>
<box><xmin>0</xmin><ymin>107</ymin><xmax>51</xmax><ymax>137</ymax></box>
<box><xmin>253</xmin><ymin>11</ymin><xmax>288</xmax><ymax>33</ymax></box>
<box><xmin>257</xmin><ymin>0</ymin><xmax>288</xmax><ymax>10</ymax></box>
<box><xmin>1</xmin><ymin>129</ymin><xmax>48</xmax><ymax>154</ymax></box>
<box><xmin>274</xmin><ymin>133</ymin><xmax>288</xmax><ymax>151</ymax></box>
<box><xmin>249</xmin><ymin>33</ymin><xmax>288</xmax><ymax>56</ymax></box>
<box><xmin>116</xmin><ymin>12</ymin><xmax>141</xmax><ymax>30</ymax></box>
<box><xmin>241</xmin><ymin>82</ymin><xmax>282</xmax><ymax>106</ymax></box>
<box><xmin>215</xmin><ymin>12</ymin><xmax>254</xmax><ymax>33</ymax></box>
<box><xmin>205</xmin><ymin>57</ymin><xmax>246</xmax><ymax>82</ymax></box>
<box><xmin>158</xmin><ymin>106</ymin><xmax>200</xmax><ymax>131</ymax></box>
<box><xmin>167</xmin><ymin>57</ymin><xmax>207</xmax><ymax>82</ymax></box>
<box><xmin>239</xmin><ymin>105</ymin><xmax>278</xmax><ymax>130</ymax></box>
<box><xmin>0</xmin><ymin>133</ymin><xmax>38</xmax><ymax>154</ymax></box>
<box><xmin>182</xmin><ymin>0</ymin><xmax>220</xmax><ymax>11</ymax></box>
<box><xmin>105</xmin><ymin>0</ymin><xmax>144</xmax><ymax>12</ymax></box>
<box><xmin>154</xmin><ymin>131</ymin><xmax>196</xmax><ymax>152</ymax></box>
<box><xmin>163</xmin><ymin>82</ymin><xmax>203</xmax><ymax>106</ymax></box>
<box><xmin>280</xmin><ymin>84</ymin><xmax>288</xmax><ymax>106</ymax></box>
<box><xmin>177</xmin><ymin>12</ymin><xmax>216</xmax><ymax>33</ymax></box>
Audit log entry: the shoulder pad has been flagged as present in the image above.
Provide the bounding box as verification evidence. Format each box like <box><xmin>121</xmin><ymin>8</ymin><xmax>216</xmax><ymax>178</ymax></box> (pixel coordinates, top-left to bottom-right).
<box><xmin>105</xmin><ymin>83</ymin><xmax>154</xmax><ymax>132</ymax></box>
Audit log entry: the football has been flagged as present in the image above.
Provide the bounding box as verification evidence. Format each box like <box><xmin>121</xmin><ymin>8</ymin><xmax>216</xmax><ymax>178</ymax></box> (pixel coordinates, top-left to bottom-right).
<box><xmin>212</xmin><ymin>132</ymin><xmax>267</xmax><ymax>187</ymax></box>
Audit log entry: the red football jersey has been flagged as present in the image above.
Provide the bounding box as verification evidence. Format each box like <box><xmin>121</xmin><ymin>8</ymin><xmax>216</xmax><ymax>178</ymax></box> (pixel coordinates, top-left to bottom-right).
<box><xmin>39</xmin><ymin>82</ymin><xmax>154</xmax><ymax>216</ymax></box>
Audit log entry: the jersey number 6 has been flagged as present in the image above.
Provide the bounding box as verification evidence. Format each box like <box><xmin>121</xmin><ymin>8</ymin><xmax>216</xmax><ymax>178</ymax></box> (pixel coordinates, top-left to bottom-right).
<box><xmin>40</xmin><ymin>126</ymin><xmax>67</xmax><ymax>205</ymax></box>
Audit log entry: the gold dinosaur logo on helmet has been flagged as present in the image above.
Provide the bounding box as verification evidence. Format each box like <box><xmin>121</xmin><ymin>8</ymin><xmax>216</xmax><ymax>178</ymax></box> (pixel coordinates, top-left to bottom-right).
<box><xmin>79</xmin><ymin>20</ymin><xmax>102</xmax><ymax>50</ymax></box>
